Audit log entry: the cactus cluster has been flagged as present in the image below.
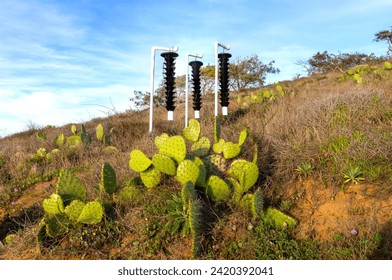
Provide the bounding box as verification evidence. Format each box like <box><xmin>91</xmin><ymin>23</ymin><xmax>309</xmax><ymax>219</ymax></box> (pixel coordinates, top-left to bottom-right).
<box><xmin>237</xmin><ymin>83</ymin><xmax>294</xmax><ymax>108</ymax></box>
<box><xmin>40</xmin><ymin>162</ymin><xmax>118</xmax><ymax>238</ymax></box>
<box><xmin>129</xmin><ymin>117</ymin><xmax>261</xmax><ymax>214</ymax></box>
<box><xmin>338</xmin><ymin>61</ymin><xmax>392</xmax><ymax>83</ymax></box>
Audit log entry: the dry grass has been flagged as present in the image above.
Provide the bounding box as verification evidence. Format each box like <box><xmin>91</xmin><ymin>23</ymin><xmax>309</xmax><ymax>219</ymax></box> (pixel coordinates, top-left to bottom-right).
<box><xmin>1</xmin><ymin>65</ymin><xmax>391</xmax><ymax>259</ymax></box>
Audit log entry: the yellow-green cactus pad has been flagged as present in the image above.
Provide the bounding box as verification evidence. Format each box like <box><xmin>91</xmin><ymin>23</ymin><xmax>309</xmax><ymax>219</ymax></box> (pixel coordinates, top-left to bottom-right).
<box><xmin>129</xmin><ymin>150</ymin><xmax>152</xmax><ymax>172</ymax></box>
<box><xmin>191</xmin><ymin>136</ymin><xmax>210</xmax><ymax>156</ymax></box>
<box><xmin>238</xmin><ymin>128</ymin><xmax>248</xmax><ymax>146</ymax></box>
<box><xmin>64</xmin><ymin>200</ymin><xmax>86</xmax><ymax>222</ymax></box>
<box><xmin>77</xmin><ymin>201</ymin><xmax>103</xmax><ymax>225</ymax></box>
<box><xmin>228</xmin><ymin>160</ymin><xmax>259</xmax><ymax>192</ymax></box>
<box><xmin>140</xmin><ymin>166</ymin><xmax>161</xmax><ymax>188</ymax></box>
<box><xmin>56</xmin><ymin>169</ymin><xmax>87</xmax><ymax>204</ymax></box>
<box><xmin>54</xmin><ymin>133</ymin><xmax>64</xmax><ymax>147</ymax></box>
<box><xmin>212</xmin><ymin>138</ymin><xmax>225</xmax><ymax>154</ymax></box>
<box><xmin>158</xmin><ymin>135</ymin><xmax>186</xmax><ymax>164</ymax></box>
<box><xmin>222</xmin><ymin>141</ymin><xmax>241</xmax><ymax>159</ymax></box>
<box><xmin>262</xmin><ymin>208</ymin><xmax>297</xmax><ymax>229</ymax></box>
<box><xmin>96</xmin><ymin>123</ymin><xmax>104</xmax><ymax>141</ymax></box>
<box><xmin>152</xmin><ymin>154</ymin><xmax>176</xmax><ymax>176</ymax></box>
<box><xmin>183</xmin><ymin>119</ymin><xmax>201</xmax><ymax>142</ymax></box>
<box><xmin>114</xmin><ymin>186</ymin><xmax>143</xmax><ymax>204</ymax></box>
<box><xmin>176</xmin><ymin>160</ymin><xmax>200</xmax><ymax>186</ymax></box>
<box><xmin>43</xmin><ymin>193</ymin><xmax>64</xmax><ymax>215</ymax></box>
<box><xmin>193</xmin><ymin>156</ymin><xmax>207</xmax><ymax>188</ymax></box>
<box><xmin>66</xmin><ymin>135</ymin><xmax>82</xmax><ymax>146</ymax></box>
<box><xmin>207</xmin><ymin>175</ymin><xmax>231</xmax><ymax>202</ymax></box>
<box><xmin>154</xmin><ymin>133</ymin><xmax>169</xmax><ymax>150</ymax></box>
<box><xmin>101</xmin><ymin>162</ymin><xmax>117</xmax><ymax>195</ymax></box>
<box><xmin>227</xmin><ymin>177</ymin><xmax>243</xmax><ymax>204</ymax></box>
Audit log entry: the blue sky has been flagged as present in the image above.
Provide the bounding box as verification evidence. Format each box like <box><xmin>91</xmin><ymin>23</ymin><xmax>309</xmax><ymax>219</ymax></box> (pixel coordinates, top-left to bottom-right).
<box><xmin>0</xmin><ymin>0</ymin><xmax>391</xmax><ymax>137</ymax></box>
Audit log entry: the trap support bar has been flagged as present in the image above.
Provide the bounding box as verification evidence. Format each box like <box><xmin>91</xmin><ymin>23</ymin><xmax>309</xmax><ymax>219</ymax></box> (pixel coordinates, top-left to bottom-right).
<box><xmin>185</xmin><ymin>53</ymin><xmax>203</xmax><ymax>128</ymax></box>
<box><xmin>214</xmin><ymin>41</ymin><xmax>230</xmax><ymax>117</ymax></box>
<box><xmin>149</xmin><ymin>46</ymin><xmax>179</xmax><ymax>133</ymax></box>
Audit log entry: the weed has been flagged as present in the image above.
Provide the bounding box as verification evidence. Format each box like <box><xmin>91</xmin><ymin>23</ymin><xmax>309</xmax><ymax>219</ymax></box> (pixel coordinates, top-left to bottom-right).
<box><xmin>343</xmin><ymin>165</ymin><xmax>365</xmax><ymax>185</ymax></box>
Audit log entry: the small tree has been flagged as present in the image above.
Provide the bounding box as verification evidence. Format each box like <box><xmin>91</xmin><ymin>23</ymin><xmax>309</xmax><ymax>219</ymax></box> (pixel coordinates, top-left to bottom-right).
<box><xmin>374</xmin><ymin>27</ymin><xmax>392</xmax><ymax>55</ymax></box>
<box><xmin>230</xmin><ymin>54</ymin><xmax>279</xmax><ymax>91</ymax></box>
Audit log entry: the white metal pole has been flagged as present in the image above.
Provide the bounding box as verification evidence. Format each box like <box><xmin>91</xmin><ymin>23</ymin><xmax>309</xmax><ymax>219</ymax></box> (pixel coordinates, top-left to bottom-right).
<box><xmin>185</xmin><ymin>53</ymin><xmax>203</xmax><ymax>128</ymax></box>
<box><xmin>214</xmin><ymin>41</ymin><xmax>230</xmax><ymax>117</ymax></box>
<box><xmin>149</xmin><ymin>46</ymin><xmax>179</xmax><ymax>133</ymax></box>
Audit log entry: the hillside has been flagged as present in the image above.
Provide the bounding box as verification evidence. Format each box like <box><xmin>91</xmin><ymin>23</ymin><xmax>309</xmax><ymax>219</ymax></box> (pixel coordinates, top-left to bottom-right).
<box><xmin>0</xmin><ymin>62</ymin><xmax>391</xmax><ymax>260</ymax></box>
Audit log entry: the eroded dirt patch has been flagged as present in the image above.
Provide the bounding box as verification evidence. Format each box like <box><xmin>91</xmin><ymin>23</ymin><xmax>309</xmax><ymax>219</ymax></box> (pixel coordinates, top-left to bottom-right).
<box><xmin>290</xmin><ymin>179</ymin><xmax>392</xmax><ymax>240</ymax></box>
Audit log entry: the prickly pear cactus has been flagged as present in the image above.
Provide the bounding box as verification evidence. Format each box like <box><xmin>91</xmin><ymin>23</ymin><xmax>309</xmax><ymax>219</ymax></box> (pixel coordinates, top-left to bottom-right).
<box><xmin>181</xmin><ymin>181</ymin><xmax>197</xmax><ymax>207</ymax></box>
<box><xmin>64</xmin><ymin>200</ymin><xmax>86</xmax><ymax>222</ymax></box>
<box><xmin>188</xmin><ymin>197</ymin><xmax>202</xmax><ymax>258</ymax></box>
<box><xmin>43</xmin><ymin>193</ymin><xmax>64</xmax><ymax>215</ymax></box>
<box><xmin>129</xmin><ymin>150</ymin><xmax>152</xmax><ymax>172</ymax></box>
<box><xmin>238</xmin><ymin>128</ymin><xmax>248</xmax><ymax>146</ymax></box>
<box><xmin>96</xmin><ymin>123</ymin><xmax>104</xmax><ymax>141</ymax></box>
<box><xmin>212</xmin><ymin>138</ymin><xmax>225</xmax><ymax>154</ymax></box>
<box><xmin>183</xmin><ymin>119</ymin><xmax>201</xmax><ymax>142</ymax></box>
<box><xmin>204</xmin><ymin>154</ymin><xmax>227</xmax><ymax>175</ymax></box>
<box><xmin>191</xmin><ymin>137</ymin><xmax>210</xmax><ymax>157</ymax></box>
<box><xmin>140</xmin><ymin>166</ymin><xmax>161</xmax><ymax>188</ymax></box>
<box><xmin>101</xmin><ymin>162</ymin><xmax>117</xmax><ymax>195</ymax></box>
<box><xmin>56</xmin><ymin>169</ymin><xmax>87</xmax><ymax>204</ymax></box>
<box><xmin>262</xmin><ymin>208</ymin><xmax>297</xmax><ymax>229</ymax></box>
<box><xmin>239</xmin><ymin>189</ymin><xmax>264</xmax><ymax>218</ymax></box>
<box><xmin>66</xmin><ymin>135</ymin><xmax>82</xmax><ymax>146</ymax></box>
<box><xmin>206</xmin><ymin>175</ymin><xmax>231</xmax><ymax>202</ymax></box>
<box><xmin>228</xmin><ymin>159</ymin><xmax>259</xmax><ymax>192</ymax></box>
<box><xmin>54</xmin><ymin>133</ymin><xmax>65</xmax><ymax>148</ymax></box>
<box><xmin>152</xmin><ymin>154</ymin><xmax>176</xmax><ymax>176</ymax></box>
<box><xmin>44</xmin><ymin>214</ymin><xmax>70</xmax><ymax>237</ymax></box>
<box><xmin>176</xmin><ymin>160</ymin><xmax>200</xmax><ymax>186</ymax></box>
<box><xmin>222</xmin><ymin>141</ymin><xmax>241</xmax><ymax>159</ymax></box>
<box><xmin>71</xmin><ymin>124</ymin><xmax>78</xmax><ymax>135</ymax></box>
<box><xmin>77</xmin><ymin>201</ymin><xmax>104</xmax><ymax>225</ymax></box>
<box><xmin>192</xmin><ymin>156</ymin><xmax>207</xmax><ymax>188</ymax></box>
<box><xmin>158</xmin><ymin>135</ymin><xmax>186</xmax><ymax>164</ymax></box>
<box><xmin>154</xmin><ymin>133</ymin><xmax>169</xmax><ymax>149</ymax></box>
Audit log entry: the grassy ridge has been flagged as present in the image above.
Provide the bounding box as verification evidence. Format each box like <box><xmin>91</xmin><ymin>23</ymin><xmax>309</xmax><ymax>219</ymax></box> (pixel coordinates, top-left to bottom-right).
<box><xmin>0</xmin><ymin>64</ymin><xmax>391</xmax><ymax>259</ymax></box>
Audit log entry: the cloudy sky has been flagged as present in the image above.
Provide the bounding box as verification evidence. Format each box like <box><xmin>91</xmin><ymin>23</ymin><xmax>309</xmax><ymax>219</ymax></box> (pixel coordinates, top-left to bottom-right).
<box><xmin>0</xmin><ymin>0</ymin><xmax>391</xmax><ymax>137</ymax></box>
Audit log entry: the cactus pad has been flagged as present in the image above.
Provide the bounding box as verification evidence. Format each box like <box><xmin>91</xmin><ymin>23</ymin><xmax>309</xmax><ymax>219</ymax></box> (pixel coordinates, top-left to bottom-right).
<box><xmin>227</xmin><ymin>177</ymin><xmax>243</xmax><ymax>204</ymax></box>
<box><xmin>228</xmin><ymin>160</ymin><xmax>259</xmax><ymax>192</ymax></box>
<box><xmin>45</xmin><ymin>214</ymin><xmax>70</xmax><ymax>237</ymax></box>
<box><xmin>43</xmin><ymin>193</ymin><xmax>64</xmax><ymax>215</ymax></box>
<box><xmin>101</xmin><ymin>162</ymin><xmax>117</xmax><ymax>194</ymax></box>
<box><xmin>206</xmin><ymin>175</ymin><xmax>231</xmax><ymax>202</ymax></box>
<box><xmin>71</xmin><ymin>124</ymin><xmax>77</xmax><ymax>135</ymax></box>
<box><xmin>114</xmin><ymin>186</ymin><xmax>143</xmax><ymax>204</ymax></box>
<box><xmin>204</xmin><ymin>154</ymin><xmax>227</xmax><ymax>175</ymax></box>
<box><xmin>212</xmin><ymin>138</ymin><xmax>225</xmax><ymax>154</ymax></box>
<box><xmin>158</xmin><ymin>135</ymin><xmax>186</xmax><ymax>164</ymax></box>
<box><xmin>181</xmin><ymin>181</ymin><xmax>197</xmax><ymax>207</ymax></box>
<box><xmin>191</xmin><ymin>136</ymin><xmax>210</xmax><ymax>156</ymax></box>
<box><xmin>56</xmin><ymin>169</ymin><xmax>87</xmax><ymax>204</ymax></box>
<box><xmin>188</xmin><ymin>197</ymin><xmax>202</xmax><ymax>258</ymax></box>
<box><xmin>154</xmin><ymin>133</ymin><xmax>169</xmax><ymax>149</ymax></box>
<box><xmin>96</xmin><ymin>123</ymin><xmax>104</xmax><ymax>141</ymax></box>
<box><xmin>77</xmin><ymin>201</ymin><xmax>103</xmax><ymax>225</ymax></box>
<box><xmin>183</xmin><ymin>119</ymin><xmax>200</xmax><ymax>142</ymax></box>
<box><xmin>140</xmin><ymin>166</ymin><xmax>161</xmax><ymax>188</ymax></box>
<box><xmin>238</xmin><ymin>128</ymin><xmax>248</xmax><ymax>146</ymax></box>
<box><xmin>252</xmin><ymin>189</ymin><xmax>264</xmax><ymax>218</ymax></box>
<box><xmin>102</xmin><ymin>146</ymin><xmax>119</xmax><ymax>153</ymax></box>
<box><xmin>54</xmin><ymin>133</ymin><xmax>64</xmax><ymax>147</ymax></box>
<box><xmin>64</xmin><ymin>200</ymin><xmax>86</xmax><ymax>221</ymax></box>
<box><xmin>262</xmin><ymin>208</ymin><xmax>297</xmax><ymax>229</ymax></box>
<box><xmin>66</xmin><ymin>135</ymin><xmax>82</xmax><ymax>146</ymax></box>
<box><xmin>193</xmin><ymin>156</ymin><xmax>207</xmax><ymax>188</ymax></box>
<box><xmin>80</xmin><ymin>131</ymin><xmax>91</xmax><ymax>145</ymax></box>
<box><xmin>129</xmin><ymin>150</ymin><xmax>152</xmax><ymax>172</ymax></box>
<box><xmin>152</xmin><ymin>154</ymin><xmax>177</xmax><ymax>176</ymax></box>
<box><xmin>222</xmin><ymin>141</ymin><xmax>241</xmax><ymax>159</ymax></box>
<box><xmin>176</xmin><ymin>160</ymin><xmax>200</xmax><ymax>186</ymax></box>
